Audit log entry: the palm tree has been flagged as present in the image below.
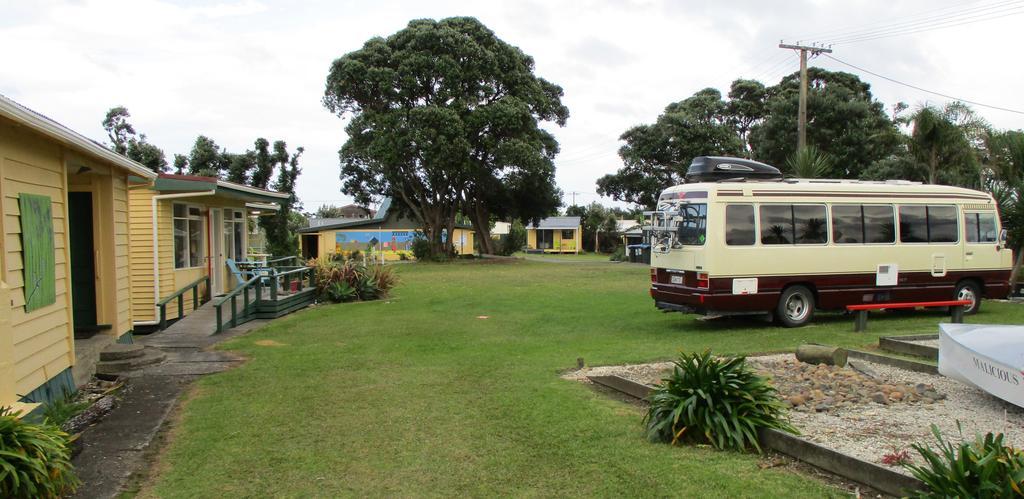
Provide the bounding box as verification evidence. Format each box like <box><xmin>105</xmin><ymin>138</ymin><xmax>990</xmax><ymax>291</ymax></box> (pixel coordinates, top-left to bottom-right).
<box><xmin>785</xmin><ymin>146</ymin><xmax>831</xmax><ymax>179</ymax></box>
<box><xmin>907</xmin><ymin>103</ymin><xmax>986</xmax><ymax>185</ymax></box>
<box><xmin>987</xmin><ymin>130</ymin><xmax>1024</xmax><ymax>289</ymax></box>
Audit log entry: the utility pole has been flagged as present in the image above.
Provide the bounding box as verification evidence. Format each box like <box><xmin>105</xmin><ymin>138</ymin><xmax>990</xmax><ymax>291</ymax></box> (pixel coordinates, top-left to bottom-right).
<box><xmin>778</xmin><ymin>42</ymin><xmax>832</xmax><ymax>151</ymax></box>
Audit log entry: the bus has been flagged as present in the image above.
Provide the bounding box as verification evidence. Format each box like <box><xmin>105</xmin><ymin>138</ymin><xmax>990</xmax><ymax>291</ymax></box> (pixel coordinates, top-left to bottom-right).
<box><xmin>648</xmin><ymin>156</ymin><xmax>1013</xmax><ymax>327</ymax></box>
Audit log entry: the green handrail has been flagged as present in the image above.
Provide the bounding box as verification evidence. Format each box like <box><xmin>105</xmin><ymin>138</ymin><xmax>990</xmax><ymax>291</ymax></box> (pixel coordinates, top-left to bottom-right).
<box><xmin>212</xmin><ymin>266</ymin><xmax>315</xmax><ymax>334</ymax></box>
<box><xmin>157</xmin><ymin>275</ymin><xmax>210</xmax><ymax>330</ymax></box>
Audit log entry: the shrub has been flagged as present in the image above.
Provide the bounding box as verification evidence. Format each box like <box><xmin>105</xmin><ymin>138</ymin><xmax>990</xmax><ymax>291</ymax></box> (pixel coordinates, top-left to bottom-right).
<box><xmin>609</xmin><ymin>245</ymin><xmax>626</xmax><ymax>262</ymax></box>
<box><xmin>643</xmin><ymin>350</ymin><xmax>797</xmax><ymax>452</ymax></box>
<box><xmin>327</xmin><ymin>280</ymin><xmax>357</xmax><ymax>303</ymax></box>
<box><xmin>41</xmin><ymin>390</ymin><xmax>89</xmax><ymax>429</ymax></box>
<box><xmin>310</xmin><ymin>258</ymin><xmax>398</xmax><ymax>303</ymax></box>
<box><xmin>410</xmin><ymin>235</ymin><xmax>431</xmax><ymax>260</ymax></box>
<box><xmin>497</xmin><ymin>221</ymin><xmax>527</xmax><ymax>256</ymax></box>
<box><xmin>0</xmin><ymin>407</ymin><xmax>79</xmax><ymax>498</ymax></box>
<box><xmin>904</xmin><ymin>423</ymin><xmax>1024</xmax><ymax>498</ymax></box>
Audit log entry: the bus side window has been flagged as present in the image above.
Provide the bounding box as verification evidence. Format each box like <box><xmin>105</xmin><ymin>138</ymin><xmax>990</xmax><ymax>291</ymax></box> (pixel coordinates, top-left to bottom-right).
<box><xmin>794</xmin><ymin>205</ymin><xmax>827</xmax><ymax>244</ymax></box>
<box><xmin>965</xmin><ymin>212</ymin><xmax>979</xmax><ymax>243</ymax></box>
<box><xmin>899</xmin><ymin>206</ymin><xmax>927</xmax><ymax>243</ymax></box>
<box><xmin>927</xmin><ymin>205</ymin><xmax>958</xmax><ymax>243</ymax></box>
<box><xmin>725</xmin><ymin>205</ymin><xmax>755</xmax><ymax>245</ymax></box>
<box><xmin>760</xmin><ymin>205</ymin><xmax>793</xmax><ymax>244</ymax></box>
<box><xmin>967</xmin><ymin>212</ymin><xmax>998</xmax><ymax>243</ymax></box>
<box><xmin>831</xmin><ymin>205</ymin><xmax>863</xmax><ymax>244</ymax></box>
<box><xmin>864</xmin><ymin>205</ymin><xmax>895</xmax><ymax>243</ymax></box>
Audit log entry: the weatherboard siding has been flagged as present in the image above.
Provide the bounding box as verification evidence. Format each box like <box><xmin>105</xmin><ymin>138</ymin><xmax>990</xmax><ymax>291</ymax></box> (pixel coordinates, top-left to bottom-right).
<box><xmin>0</xmin><ymin>119</ymin><xmax>74</xmax><ymax>399</ymax></box>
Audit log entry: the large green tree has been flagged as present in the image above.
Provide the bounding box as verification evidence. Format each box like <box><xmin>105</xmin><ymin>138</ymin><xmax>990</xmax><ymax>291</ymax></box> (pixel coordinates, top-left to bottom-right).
<box><xmin>987</xmin><ymin>130</ymin><xmax>1024</xmax><ymax>286</ymax></box>
<box><xmin>750</xmin><ymin>68</ymin><xmax>900</xmax><ymax>178</ymax></box>
<box><xmin>102</xmin><ymin>106</ymin><xmax>167</xmax><ymax>173</ymax></box>
<box><xmin>323</xmin><ymin>17</ymin><xmax>567</xmax><ymax>256</ymax></box>
<box><xmin>597</xmin><ymin>88</ymin><xmax>743</xmax><ymax>208</ymax></box>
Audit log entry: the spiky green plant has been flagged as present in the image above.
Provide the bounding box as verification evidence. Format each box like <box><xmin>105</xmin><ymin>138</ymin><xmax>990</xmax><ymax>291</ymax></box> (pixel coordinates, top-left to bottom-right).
<box><xmin>327</xmin><ymin>281</ymin><xmax>357</xmax><ymax>303</ymax></box>
<box><xmin>643</xmin><ymin>350</ymin><xmax>797</xmax><ymax>452</ymax></box>
<box><xmin>785</xmin><ymin>145</ymin><xmax>831</xmax><ymax>179</ymax></box>
<box><xmin>0</xmin><ymin>407</ymin><xmax>79</xmax><ymax>498</ymax></box>
<box><xmin>904</xmin><ymin>423</ymin><xmax>1024</xmax><ymax>498</ymax></box>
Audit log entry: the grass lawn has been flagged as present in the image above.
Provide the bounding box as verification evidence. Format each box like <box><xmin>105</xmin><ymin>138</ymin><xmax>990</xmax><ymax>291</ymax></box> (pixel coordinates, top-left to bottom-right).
<box><xmin>147</xmin><ymin>260</ymin><xmax>1024</xmax><ymax>497</ymax></box>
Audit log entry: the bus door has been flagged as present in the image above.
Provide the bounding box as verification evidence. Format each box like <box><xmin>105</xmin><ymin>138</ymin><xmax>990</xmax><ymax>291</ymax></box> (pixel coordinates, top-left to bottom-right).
<box><xmin>963</xmin><ymin>211</ymin><xmax>1000</xmax><ymax>269</ymax></box>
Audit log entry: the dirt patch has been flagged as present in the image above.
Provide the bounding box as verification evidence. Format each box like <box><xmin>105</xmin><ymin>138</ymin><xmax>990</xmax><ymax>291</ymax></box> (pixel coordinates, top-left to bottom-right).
<box><xmin>255</xmin><ymin>339</ymin><xmax>288</xmax><ymax>347</ymax></box>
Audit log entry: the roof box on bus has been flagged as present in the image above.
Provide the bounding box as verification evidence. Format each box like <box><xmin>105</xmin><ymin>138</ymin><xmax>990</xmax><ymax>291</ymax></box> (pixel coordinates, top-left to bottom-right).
<box><xmin>684</xmin><ymin>156</ymin><xmax>782</xmax><ymax>183</ymax></box>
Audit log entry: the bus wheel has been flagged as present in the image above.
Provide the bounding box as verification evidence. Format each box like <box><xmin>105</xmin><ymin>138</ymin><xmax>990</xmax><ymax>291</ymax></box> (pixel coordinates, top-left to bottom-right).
<box><xmin>954</xmin><ymin>281</ymin><xmax>982</xmax><ymax>314</ymax></box>
<box><xmin>777</xmin><ymin>286</ymin><xmax>815</xmax><ymax>327</ymax></box>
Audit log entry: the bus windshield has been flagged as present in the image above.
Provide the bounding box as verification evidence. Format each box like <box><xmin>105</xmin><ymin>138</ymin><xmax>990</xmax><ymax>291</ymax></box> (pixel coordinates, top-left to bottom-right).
<box><xmin>652</xmin><ymin>202</ymin><xmax>707</xmax><ymax>249</ymax></box>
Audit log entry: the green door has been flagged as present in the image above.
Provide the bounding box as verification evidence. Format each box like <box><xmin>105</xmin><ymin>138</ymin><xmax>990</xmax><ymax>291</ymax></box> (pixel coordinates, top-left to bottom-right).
<box><xmin>68</xmin><ymin>192</ymin><xmax>97</xmax><ymax>329</ymax></box>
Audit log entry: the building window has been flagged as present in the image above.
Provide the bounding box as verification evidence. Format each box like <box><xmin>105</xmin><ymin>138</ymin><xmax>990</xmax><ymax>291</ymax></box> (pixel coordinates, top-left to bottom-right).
<box><xmin>965</xmin><ymin>212</ymin><xmax>998</xmax><ymax>243</ymax></box>
<box><xmin>725</xmin><ymin>204</ymin><xmax>755</xmax><ymax>246</ymax></box>
<box><xmin>173</xmin><ymin>204</ymin><xmax>205</xmax><ymax>269</ymax></box>
<box><xmin>561</xmin><ymin>229</ymin><xmax>574</xmax><ymax>240</ymax></box>
<box><xmin>224</xmin><ymin>209</ymin><xmax>247</xmax><ymax>261</ymax></box>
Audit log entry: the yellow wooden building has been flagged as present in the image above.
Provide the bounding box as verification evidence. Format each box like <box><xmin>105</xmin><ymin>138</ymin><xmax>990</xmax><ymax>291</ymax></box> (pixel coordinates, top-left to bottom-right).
<box><xmin>525</xmin><ymin>216</ymin><xmax>582</xmax><ymax>254</ymax></box>
<box><xmin>0</xmin><ymin>94</ymin><xmax>158</xmax><ymax>410</ymax></box>
<box><xmin>127</xmin><ymin>174</ymin><xmax>288</xmax><ymax>327</ymax></box>
<box><xmin>298</xmin><ymin>198</ymin><xmax>474</xmax><ymax>261</ymax></box>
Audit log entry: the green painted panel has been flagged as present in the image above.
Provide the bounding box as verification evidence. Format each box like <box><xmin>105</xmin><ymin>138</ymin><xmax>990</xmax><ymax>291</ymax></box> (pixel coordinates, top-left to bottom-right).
<box><xmin>18</xmin><ymin>193</ymin><xmax>56</xmax><ymax>312</ymax></box>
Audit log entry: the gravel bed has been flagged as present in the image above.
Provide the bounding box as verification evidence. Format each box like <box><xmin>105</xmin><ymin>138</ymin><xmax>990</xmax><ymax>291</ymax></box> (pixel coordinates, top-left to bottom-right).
<box><xmin>567</xmin><ymin>354</ymin><xmax>1024</xmax><ymax>473</ymax></box>
<box><xmin>907</xmin><ymin>339</ymin><xmax>939</xmax><ymax>348</ymax></box>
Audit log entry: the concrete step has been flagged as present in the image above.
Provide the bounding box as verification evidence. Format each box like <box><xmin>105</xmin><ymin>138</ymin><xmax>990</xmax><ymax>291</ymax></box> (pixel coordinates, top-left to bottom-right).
<box><xmin>96</xmin><ymin>348</ymin><xmax>166</xmax><ymax>375</ymax></box>
<box><xmin>99</xmin><ymin>343</ymin><xmax>145</xmax><ymax>361</ymax></box>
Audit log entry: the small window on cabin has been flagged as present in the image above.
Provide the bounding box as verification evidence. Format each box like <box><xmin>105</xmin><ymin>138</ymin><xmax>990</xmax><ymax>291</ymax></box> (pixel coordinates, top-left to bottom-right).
<box><xmin>759</xmin><ymin>205</ymin><xmax>793</xmax><ymax>244</ymax></box>
<box><xmin>978</xmin><ymin>213</ymin><xmax>997</xmax><ymax>242</ymax></box>
<box><xmin>927</xmin><ymin>205</ymin><xmax>958</xmax><ymax>243</ymax></box>
<box><xmin>725</xmin><ymin>204</ymin><xmax>755</xmax><ymax>246</ymax></box>
<box><xmin>561</xmin><ymin>229</ymin><xmax>574</xmax><ymax>239</ymax></box>
<box><xmin>864</xmin><ymin>205</ymin><xmax>895</xmax><ymax>243</ymax></box>
<box><xmin>899</xmin><ymin>206</ymin><xmax>927</xmax><ymax>243</ymax></box>
<box><xmin>831</xmin><ymin>205</ymin><xmax>863</xmax><ymax>244</ymax></box>
<box><xmin>965</xmin><ymin>212</ymin><xmax>998</xmax><ymax>243</ymax></box>
<box><xmin>794</xmin><ymin>205</ymin><xmax>827</xmax><ymax>244</ymax></box>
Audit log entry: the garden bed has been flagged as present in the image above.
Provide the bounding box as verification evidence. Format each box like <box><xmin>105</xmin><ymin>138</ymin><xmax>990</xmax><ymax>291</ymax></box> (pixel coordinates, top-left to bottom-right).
<box><xmin>566</xmin><ymin>353</ymin><xmax>1024</xmax><ymax>473</ymax></box>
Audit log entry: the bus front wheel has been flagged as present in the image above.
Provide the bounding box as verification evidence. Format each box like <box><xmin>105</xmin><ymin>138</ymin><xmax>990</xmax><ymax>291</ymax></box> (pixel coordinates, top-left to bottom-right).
<box><xmin>776</xmin><ymin>285</ymin><xmax>815</xmax><ymax>327</ymax></box>
<box><xmin>954</xmin><ymin>280</ymin><xmax>982</xmax><ymax>315</ymax></box>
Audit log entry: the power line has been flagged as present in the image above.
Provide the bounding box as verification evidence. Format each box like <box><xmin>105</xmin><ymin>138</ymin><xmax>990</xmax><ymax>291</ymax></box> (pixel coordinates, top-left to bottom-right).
<box><xmin>791</xmin><ymin>0</ymin><xmax>1021</xmax><ymax>43</ymax></box>
<box><xmin>825</xmin><ymin>3</ymin><xmax>1024</xmax><ymax>44</ymax></box>
<box><xmin>823</xmin><ymin>54</ymin><xmax>1024</xmax><ymax>115</ymax></box>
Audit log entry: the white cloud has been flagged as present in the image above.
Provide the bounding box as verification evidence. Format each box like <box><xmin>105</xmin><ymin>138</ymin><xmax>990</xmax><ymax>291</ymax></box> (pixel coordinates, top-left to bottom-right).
<box><xmin>1</xmin><ymin>0</ymin><xmax>1021</xmax><ymax>211</ymax></box>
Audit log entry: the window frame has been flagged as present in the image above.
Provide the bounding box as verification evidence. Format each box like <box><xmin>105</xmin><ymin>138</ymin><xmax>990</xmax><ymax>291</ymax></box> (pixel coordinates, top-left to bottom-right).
<box><xmin>964</xmin><ymin>211</ymin><xmax>998</xmax><ymax>244</ymax></box>
<box><xmin>757</xmin><ymin>203</ymin><xmax>829</xmax><ymax>246</ymax></box>
<box><xmin>223</xmin><ymin>208</ymin><xmax>247</xmax><ymax>262</ymax></box>
<box><xmin>172</xmin><ymin>203</ymin><xmax>206</xmax><ymax>270</ymax></box>
<box><xmin>724</xmin><ymin>203</ymin><xmax>757</xmax><ymax>246</ymax></box>
<box><xmin>898</xmin><ymin>204</ymin><xmax>960</xmax><ymax>244</ymax></box>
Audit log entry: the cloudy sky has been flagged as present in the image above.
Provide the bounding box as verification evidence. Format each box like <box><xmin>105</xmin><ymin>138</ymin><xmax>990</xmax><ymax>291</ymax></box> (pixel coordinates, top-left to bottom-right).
<box><xmin>2</xmin><ymin>0</ymin><xmax>1022</xmax><ymax>210</ymax></box>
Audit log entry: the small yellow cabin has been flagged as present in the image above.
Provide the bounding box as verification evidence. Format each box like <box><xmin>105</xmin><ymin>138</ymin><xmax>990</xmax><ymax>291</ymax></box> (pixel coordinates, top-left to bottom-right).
<box><xmin>127</xmin><ymin>174</ymin><xmax>288</xmax><ymax>328</ymax></box>
<box><xmin>526</xmin><ymin>216</ymin><xmax>582</xmax><ymax>254</ymax></box>
<box><xmin>298</xmin><ymin>197</ymin><xmax>474</xmax><ymax>261</ymax></box>
<box><xmin>0</xmin><ymin>94</ymin><xmax>158</xmax><ymax>410</ymax></box>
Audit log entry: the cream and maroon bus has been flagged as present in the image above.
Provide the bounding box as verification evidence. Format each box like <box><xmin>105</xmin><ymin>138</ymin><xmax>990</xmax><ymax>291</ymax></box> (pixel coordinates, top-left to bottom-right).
<box><xmin>648</xmin><ymin>157</ymin><xmax>1013</xmax><ymax>327</ymax></box>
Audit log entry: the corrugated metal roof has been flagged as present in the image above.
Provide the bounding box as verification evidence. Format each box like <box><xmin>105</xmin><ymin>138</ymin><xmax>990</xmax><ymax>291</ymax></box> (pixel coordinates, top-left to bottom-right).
<box><xmin>526</xmin><ymin>216</ymin><xmax>581</xmax><ymax>229</ymax></box>
<box><xmin>0</xmin><ymin>93</ymin><xmax>158</xmax><ymax>179</ymax></box>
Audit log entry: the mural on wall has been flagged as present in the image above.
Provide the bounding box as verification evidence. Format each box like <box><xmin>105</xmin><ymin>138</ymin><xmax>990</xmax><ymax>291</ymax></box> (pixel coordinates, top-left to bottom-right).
<box><xmin>18</xmin><ymin>193</ymin><xmax>56</xmax><ymax>312</ymax></box>
<box><xmin>335</xmin><ymin>230</ymin><xmax>415</xmax><ymax>255</ymax></box>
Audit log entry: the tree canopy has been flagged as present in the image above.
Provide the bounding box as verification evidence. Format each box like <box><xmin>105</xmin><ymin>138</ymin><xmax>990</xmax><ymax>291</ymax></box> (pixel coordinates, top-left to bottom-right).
<box><xmin>323</xmin><ymin>16</ymin><xmax>568</xmax><ymax>256</ymax></box>
<box><xmin>102</xmin><ymin>106</ymin><xmax>167</xmax><ymax>173</ymax></box>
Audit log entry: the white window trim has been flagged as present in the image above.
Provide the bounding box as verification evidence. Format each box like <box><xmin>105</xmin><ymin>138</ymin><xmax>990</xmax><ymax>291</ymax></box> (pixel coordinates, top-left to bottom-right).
<box><xmin>173</xmin><ymin>203</ymin><xmax>206</xmax><ymax>270</ymax></box>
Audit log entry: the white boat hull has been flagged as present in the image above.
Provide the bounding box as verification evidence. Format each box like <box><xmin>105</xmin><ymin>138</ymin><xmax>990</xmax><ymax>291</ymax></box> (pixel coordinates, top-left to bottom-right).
<box><xmin>939</xmin><ymin>323</ymin><xmax>1024</xmax><ymax>408</ymax></box>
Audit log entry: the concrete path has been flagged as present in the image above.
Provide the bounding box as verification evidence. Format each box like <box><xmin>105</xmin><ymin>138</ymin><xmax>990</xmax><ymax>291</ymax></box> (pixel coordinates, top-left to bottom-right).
<box><xmin>70</xmin><ymin>302</ymin><xmax>270</xmax><ymax>499</ymax></box>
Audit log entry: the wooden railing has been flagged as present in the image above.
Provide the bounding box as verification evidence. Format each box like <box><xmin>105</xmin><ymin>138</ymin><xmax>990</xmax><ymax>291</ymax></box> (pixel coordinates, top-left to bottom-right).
<box><xmin>213</xmin><ymin>266</ymin><xmax>316</xmax><ymax>334</ymax></box>
<box><xmin>157</xmin><ymin>275</ymin><xmax>210</xmax><ymax>330</ymax></box>
<box><xmin>265</xmin><ymin>255</ymin><xmax>300</xmax><ymax>268</ymax></box>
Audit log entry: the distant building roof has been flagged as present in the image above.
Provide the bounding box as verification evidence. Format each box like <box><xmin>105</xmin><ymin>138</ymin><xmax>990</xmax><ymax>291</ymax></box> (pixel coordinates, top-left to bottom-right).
<box><xmin>491</xmin><ymin>221</ymin><xmax>511</xmax><ymax>235</ymax></box>
<box><xmin>617</xmin><ymin>219</ymin><xmax>643</xmax><ymax>234</ymax></box>
<box><xmin>526</xmin><ymin>216</ymin><xmax>581</xmax><ymax>230</ymax></box>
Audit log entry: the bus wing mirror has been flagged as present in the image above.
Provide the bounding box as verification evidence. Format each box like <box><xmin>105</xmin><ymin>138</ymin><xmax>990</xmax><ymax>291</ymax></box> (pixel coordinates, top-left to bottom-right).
<box><xmin>999</xmin><ymin>229</ymin><xmax>1008</xmax><ymax>248</ymax></box>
